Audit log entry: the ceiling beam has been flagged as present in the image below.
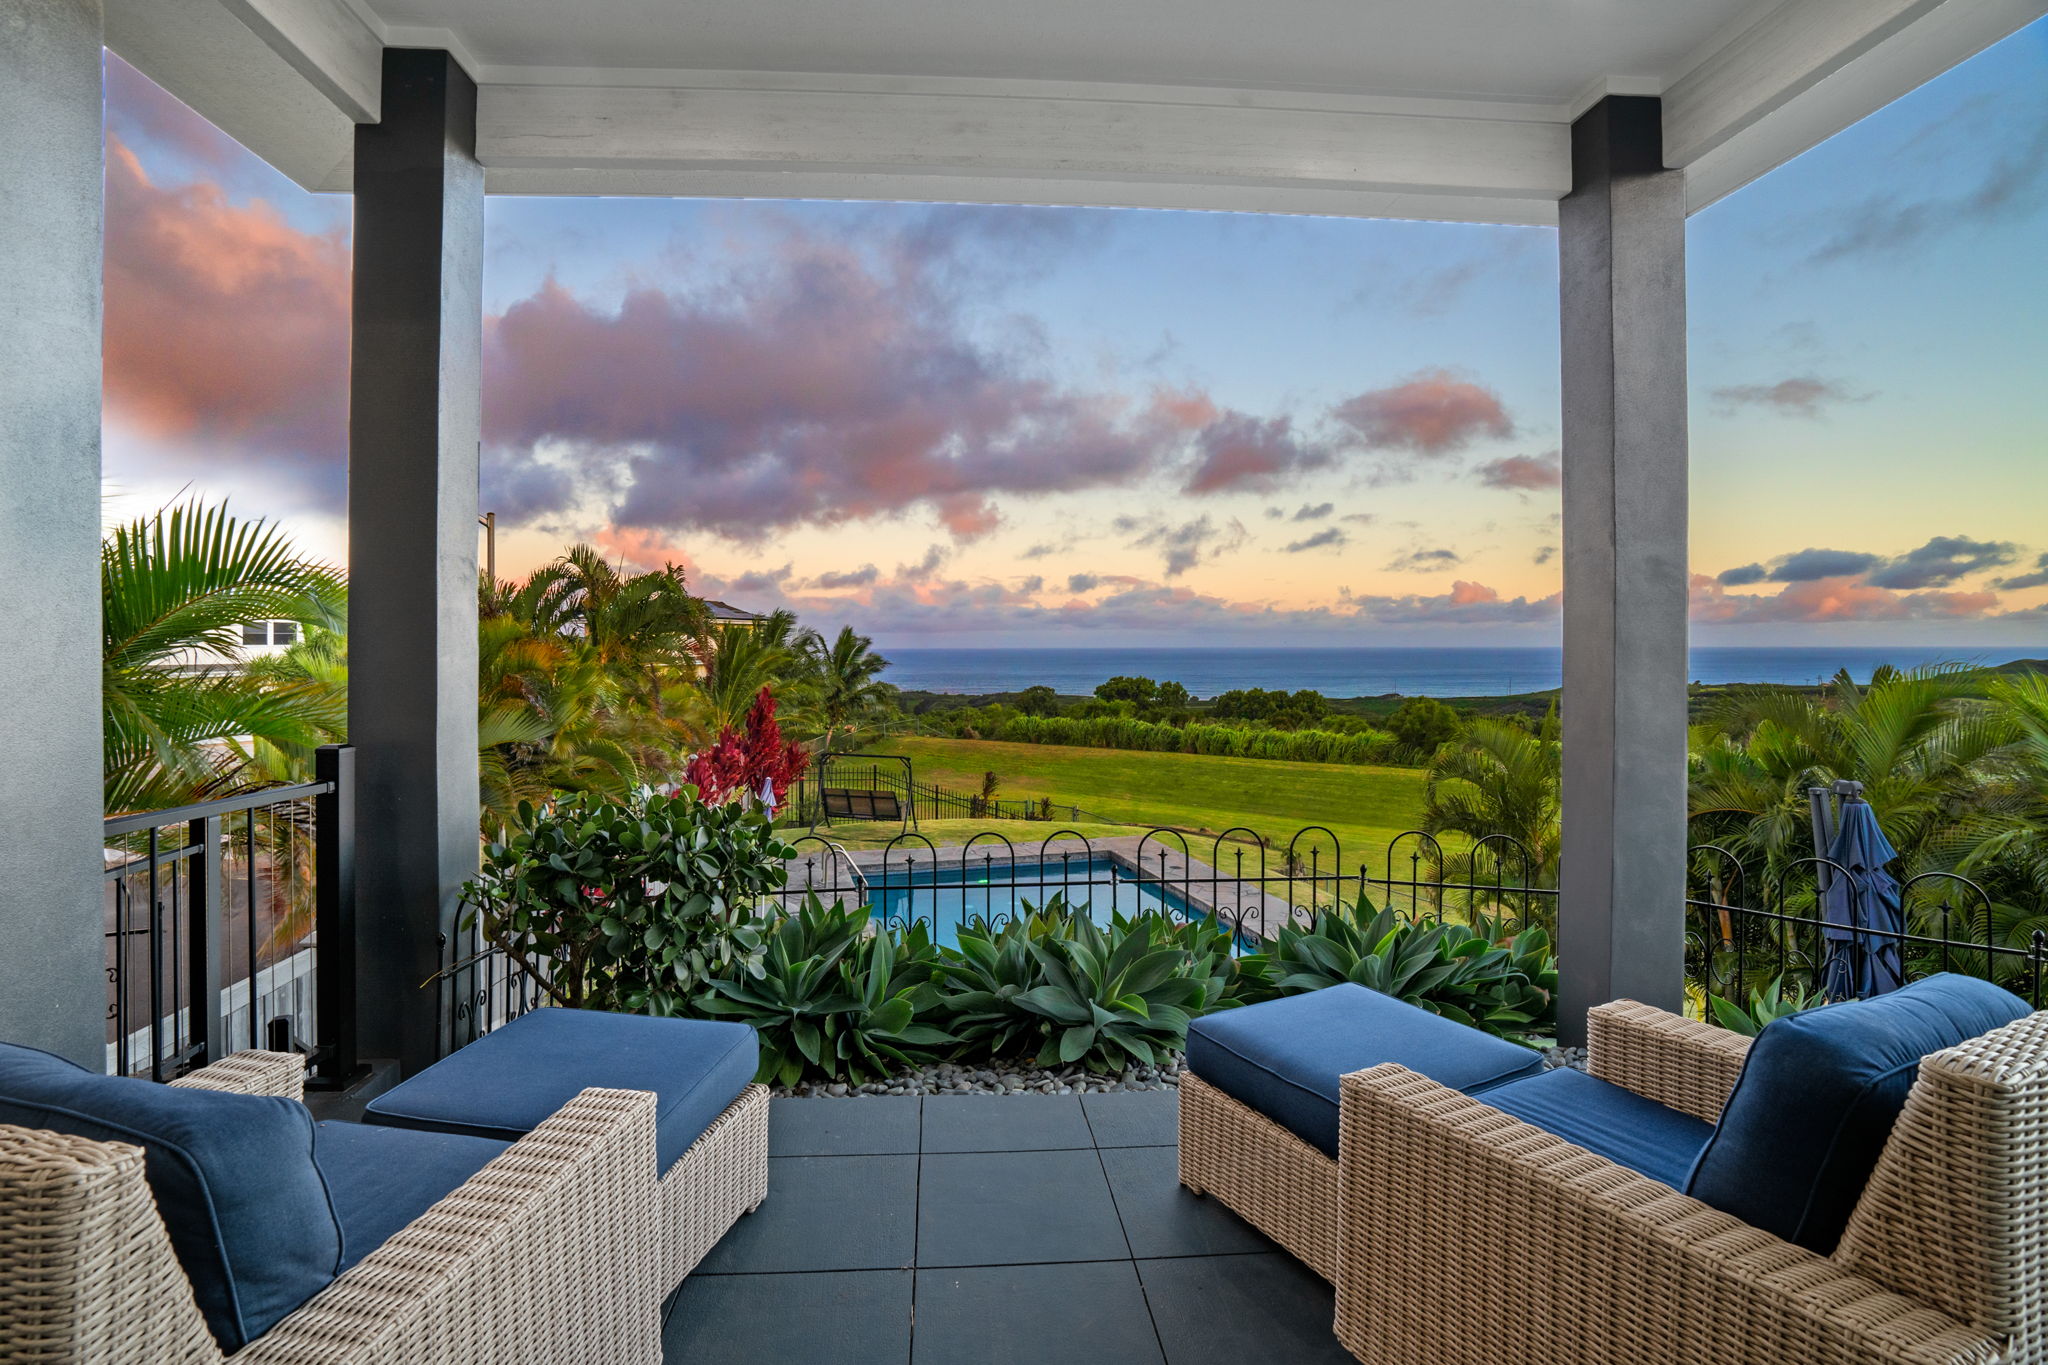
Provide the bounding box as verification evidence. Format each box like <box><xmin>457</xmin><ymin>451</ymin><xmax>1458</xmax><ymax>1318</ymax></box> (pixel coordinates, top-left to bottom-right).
<box><xmin>476</xmin><ymin>81</ymin><xmax>1569</xmax><ymax>221</ymax></box>
<box><xmin>1680</xmin><ymin>0</ymin><xmax>2048</xmax><ymax>211</ymax></box>
<box><xmin>219</xmin><ymin>0</ymin><xmax>383</xmax><ymax>125</ymax></box>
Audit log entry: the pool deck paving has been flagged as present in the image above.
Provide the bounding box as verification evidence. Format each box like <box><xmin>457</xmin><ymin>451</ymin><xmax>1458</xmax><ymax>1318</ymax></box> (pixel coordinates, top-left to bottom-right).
<box><xmin>661</xmin><ymin>1090</ymin><xmax>1351</xmax><ymax>1365</ymax></box>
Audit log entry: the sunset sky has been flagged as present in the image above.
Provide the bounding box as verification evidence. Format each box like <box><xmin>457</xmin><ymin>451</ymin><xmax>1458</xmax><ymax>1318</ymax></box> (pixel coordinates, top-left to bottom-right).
<box><xmin>101</xmin><ymin>21</ymin><xmax>2048</xmax><ymax>650</ymax></box>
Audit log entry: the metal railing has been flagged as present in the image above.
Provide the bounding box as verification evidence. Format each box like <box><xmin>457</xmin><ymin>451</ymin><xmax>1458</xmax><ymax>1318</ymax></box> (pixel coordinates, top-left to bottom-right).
<box><xmin>777</xmin><ymin>826</ymin><xmax>1556</xmax><ymax>953</ymax></box>
<box><xmin>101</xmin><ymin>744</ymin><xmax>356</xmax><ymax>1083</ymax></box>
<box><xmin>1686</xmin><ymin>843</ymin><xmax>2048</xmax><ymax>1009</ymax></box>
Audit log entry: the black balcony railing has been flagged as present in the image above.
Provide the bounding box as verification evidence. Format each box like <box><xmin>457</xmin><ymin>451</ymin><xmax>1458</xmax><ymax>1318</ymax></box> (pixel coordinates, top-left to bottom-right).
<box><xmin>101</xmin><ymin>744</ymin><xmax>356</xmax><ymax>1083</ymax></box>
<box><xmin>1686</xmin><ymin>843</ymin><xmax>2048</xmax><ymax>1009</ymax></box>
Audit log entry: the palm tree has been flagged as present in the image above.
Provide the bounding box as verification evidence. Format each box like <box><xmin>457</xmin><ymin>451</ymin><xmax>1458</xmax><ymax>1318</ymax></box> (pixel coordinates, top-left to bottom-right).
<box><xmin>102</xmin><ymin>501</ymin><xmax>346</xmax><ymax>814</ymax></box>
<box><xmin>808</xmin><ymin>626</ymin><xmax>892</xmax><ymax>748</ymax></box>
<box><xmin>1950</xmin><ymin>673</ymin><xmax>2048</xmax><ymax>929</ymax></box>
<box><xmin>698</xmin><ymin>616</ymin><xmax>817</xmax><ymax>734</ymax></box>
<box><xmin>1687</xmin><ymin>666</ymin><xmax>2007</xmax><ymax>881</ymax></box>
<box><xmin>1420</xmin><ymin>712</ymin><xmax>1562</xmax><ymax>890</ymax></box>
<box><xmin>507</xmin><ymin>545</ymin><xmax>709</xmax><ymax>711</ymax></box>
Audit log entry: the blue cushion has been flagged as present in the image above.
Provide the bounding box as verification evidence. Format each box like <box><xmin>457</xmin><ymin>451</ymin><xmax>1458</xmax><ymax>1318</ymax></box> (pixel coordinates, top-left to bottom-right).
<box><xmin>1483</xmin><ymin>1068</ymin><xmax>1713</xmax><ymax>1188</ymax></box>
<box><xmin>1686</xmin><ymin>973</ymin><xmax>2031</xmax><ymax>1253</ymax></box>
<box><xmin>313</xmin><ymin>1121</ymin><xmax>510</xmax><ymax>1270</ymax></box>
<box><xmin>1185</xmin><ymin>983</ymin><xmax>1546</xmax><ymax>1158</ymax></box>
<box><xmin>364</xmin><ymin>1008</ymin><xmax>758</xmax><ymax>1172</ymax></box>
<box><xmin>0</xmin><ymin>1043</ymin><xmax>340</xmax><ymax>1351</ymax></box>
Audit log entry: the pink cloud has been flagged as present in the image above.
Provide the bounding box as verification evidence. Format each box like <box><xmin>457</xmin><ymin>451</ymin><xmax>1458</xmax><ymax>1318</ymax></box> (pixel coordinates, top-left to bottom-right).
<box><xmin>1182</xmin><ymin>412</ymin><xmax>1334</xmax><ymax>494</ymax></box>
<box><xmin>102</xmin><ymin>138</ymin><xmax>350</xmax><ymax>486</ymax></box>
<box><xmin>1331</xmin><ymin>369</ymin><xmax>1514</xmax><ymax>455</ymax></box>
<box><xmin>1475</xmin><ymin>451</ymin><xmax>1560</xmax><ymax>490</ymax></box>
<box><xmin>1690</xmin><ymin>573</ymin><xmax>2001</xmax><ymax>624</ymax></box>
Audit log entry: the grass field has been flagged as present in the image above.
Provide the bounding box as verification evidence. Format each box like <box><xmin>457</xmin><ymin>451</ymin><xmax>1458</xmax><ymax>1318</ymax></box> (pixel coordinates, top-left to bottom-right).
<box><xmin>860</xmin><ymin>736</ymin><xmax>1439</xmax><ymax>875</ymax></box>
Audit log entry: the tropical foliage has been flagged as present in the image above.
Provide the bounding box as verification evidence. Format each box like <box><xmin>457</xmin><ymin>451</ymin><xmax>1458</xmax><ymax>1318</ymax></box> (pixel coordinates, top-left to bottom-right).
<box><xmin>102</xmin><ymin>502</ymin><xmax>344</xmax><ymax>813</ymax></box>
<box><xmin>1237</xmin><ymin>895</ymin><xmax>1559</xmax><ymax>1038</ymax></box>
<box><xmin>462</xmin><ymin>786</ymin><xmax>798</xmax><ymax>1015</ymax></box>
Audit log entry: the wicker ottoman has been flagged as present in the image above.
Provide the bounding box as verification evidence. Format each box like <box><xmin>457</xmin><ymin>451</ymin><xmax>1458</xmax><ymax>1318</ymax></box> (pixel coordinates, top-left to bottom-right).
<box><xmin>1177</xmin><ymin>984</ymin><xmax>1543</xmax><ymax>1282</ymax></box>
<box><xmin>365</xmin><ymin>1007</ymin><xmax>769</xmax><ymax>1288</ymax></box>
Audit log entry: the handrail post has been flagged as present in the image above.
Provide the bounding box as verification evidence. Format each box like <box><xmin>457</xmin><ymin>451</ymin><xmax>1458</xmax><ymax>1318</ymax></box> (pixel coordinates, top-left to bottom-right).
<box><xmin>314</xmin><ymin>744</ymin><xmax>358</xmax><ymax>1086</ymax></box>
<box><xmin>186</xmin><ymin>814</ymin><xmax>226</xmax><ymax>1066</ymax></box>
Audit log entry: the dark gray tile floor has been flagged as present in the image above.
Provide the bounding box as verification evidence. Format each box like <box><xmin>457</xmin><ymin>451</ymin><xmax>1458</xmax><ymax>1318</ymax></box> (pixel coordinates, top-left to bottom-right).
<box><xmin>663</xmin><ymin>1090</ymin><xmax>1353</xmax><ymax>1365</ymax></box>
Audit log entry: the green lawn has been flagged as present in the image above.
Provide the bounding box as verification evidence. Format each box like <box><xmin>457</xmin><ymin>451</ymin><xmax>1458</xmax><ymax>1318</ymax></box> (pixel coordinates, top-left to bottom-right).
<box><xmin>863</xmin><ymin>736</ymin><xmax>1440</xmax><ymax>877</ymax></box>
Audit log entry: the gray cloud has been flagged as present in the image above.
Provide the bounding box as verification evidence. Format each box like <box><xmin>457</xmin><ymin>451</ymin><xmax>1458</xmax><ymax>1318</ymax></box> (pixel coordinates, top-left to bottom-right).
<box><xmin>1770</xmin><ymin>548</ymin><xmax>1885</xmax><ymax>582</ymax></box>
<box><xmin>1292</xmin><ymin>502</ymin><xmax>1334</xmax><ymax>522</ymax></box>
<box><xmin>1124</xmin><ymin>515</ymin><xmax>1250</xmax><ymax>577</ymax></box>
<box><xmin>1385</xmin><ymin>547</ymin><xmax>1463</xmax><ymax>573</ymax></box>
<box><xmin>812</xmin><ymin>564</ymin><xmax>880</xmax><ymax>589</ymax></box>
<box><xmin>1711</xmin><ymin>376</ymin><xmax>1872</xmax><ymax>418</ymax></box>
<box><xmin>1284</xmin><ymin>527</ymin><xmax>1347</xmax><ymax>554</ymax></box>
<box><xmin>1995</xmin><ymin>552</ymin><xmax>2048</xmax><ymax>592</ymax></box>
<box><xmin>1867</xmin><ymin>535</ymin><xmax>2019</xmax><ymax>590</ymax></box>
<box><xmin>1717</xmin><ymin>563</ymin><xmax>1768</xmax><ymax>586</ymax></box>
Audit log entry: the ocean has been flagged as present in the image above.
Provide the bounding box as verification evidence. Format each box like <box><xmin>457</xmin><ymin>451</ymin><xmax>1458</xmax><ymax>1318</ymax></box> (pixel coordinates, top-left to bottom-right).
<box><xmin>877</xmin><ymin>646</ymin><xmax>2034</xmax><ymax>700</ymax></box>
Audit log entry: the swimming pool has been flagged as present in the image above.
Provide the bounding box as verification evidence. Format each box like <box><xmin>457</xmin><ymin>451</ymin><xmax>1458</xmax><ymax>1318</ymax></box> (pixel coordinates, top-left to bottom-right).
<box><xmin>861</xmin><ymin>854</ymin><xmax>1199</xmax><ymax>946</ymax></box>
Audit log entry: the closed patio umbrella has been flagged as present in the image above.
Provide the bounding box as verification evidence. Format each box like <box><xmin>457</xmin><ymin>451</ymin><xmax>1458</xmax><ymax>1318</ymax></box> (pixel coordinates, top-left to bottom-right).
<box><xmin>1819</xmin><ymin>785</ymin><xmax>1905</xmax><ymax>999</ymax></box>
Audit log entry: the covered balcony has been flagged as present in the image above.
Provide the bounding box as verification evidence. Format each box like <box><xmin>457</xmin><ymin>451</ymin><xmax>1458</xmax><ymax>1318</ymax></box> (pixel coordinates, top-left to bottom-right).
<box><xmin>4</xmin><ymin>1</ymin><xmax>2045</xmax><ymax>1362</ymax></box>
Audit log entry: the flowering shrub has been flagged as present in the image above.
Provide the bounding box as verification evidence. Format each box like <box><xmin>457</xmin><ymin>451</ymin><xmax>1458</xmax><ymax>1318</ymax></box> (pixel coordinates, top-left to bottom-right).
<box><xmin>462</xmin><ymin>785</ymin><xmax>797</xmax><ymax>1014</ymax></box>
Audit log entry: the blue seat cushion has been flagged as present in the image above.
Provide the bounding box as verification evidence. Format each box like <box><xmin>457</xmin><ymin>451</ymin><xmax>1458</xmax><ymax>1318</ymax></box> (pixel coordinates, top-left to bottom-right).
<box><xmin>0</xmin><ymin>1042</ymin><xmax>341</xmax><ymax>1352</ymax></box>
<box><xmin>364</xmin><ymin>1008</ymin><xmax>758</xmax><ymax>1172</ymax></box>
<box><xmin>1483</xmin><ymin>1068</ymin><xmax>1713</xmax><ymax>1188</ymax></box>
<box><xmin>1185</xmin><ymin>983</ymin><xmax>1545</xmax><ymax>1158</ymax></box>
<box><xmin>1686</xmin><ymin>973</ymin><xmax>2031</xmax><ymax>1253</ymax></box>
<box><xmin>313</xmin><ymin>1121</ymin><xmax>510</xmax><ymax>1270</ymax></box>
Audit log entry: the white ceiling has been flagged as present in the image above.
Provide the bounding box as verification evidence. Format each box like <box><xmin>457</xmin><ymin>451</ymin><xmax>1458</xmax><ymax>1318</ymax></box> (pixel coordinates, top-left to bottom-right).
<box><xmin>364</xmin><ymin>0</ymin><xmax>1756</xmax><ymax>105</ymax></box>
<box><xmin>105</xmin><ymin>0</ymin><xmax>2048</xmax><ymax>223</ymax></box>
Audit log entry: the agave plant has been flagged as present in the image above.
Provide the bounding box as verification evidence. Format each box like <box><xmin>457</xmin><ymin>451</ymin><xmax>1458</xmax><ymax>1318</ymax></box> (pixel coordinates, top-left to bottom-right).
<box><xmin>1012</xmin><ymin>912</ymin><xmax>1226</xmax><ymax>1073</ymax></box>
<box><xmin>697</xmin><ymin>896</ymin><xmax>952</xmax><ymax>1086</ymax></box>
<box><xmin>1706</xmin><ymin>974</ymin><xmax>1821</xmax><ymax>1036</ymax></box>
<box><xmin>1241</xmin><ymin>893</ymin><xmax>1557</xmax><ymax>1039</ymax></box>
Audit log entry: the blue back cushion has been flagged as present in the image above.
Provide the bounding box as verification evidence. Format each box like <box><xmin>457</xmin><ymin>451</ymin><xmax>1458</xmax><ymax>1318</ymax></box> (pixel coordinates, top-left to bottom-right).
<box><xmin>0</xmin><ymin>1044</ymin><xmax>341</xmax><ymax>1351</ymax></box>
<box><xmin>1685</xmin><ymin>974</ymin><xmax>2030</xmax><ymax>1253</ymax></box>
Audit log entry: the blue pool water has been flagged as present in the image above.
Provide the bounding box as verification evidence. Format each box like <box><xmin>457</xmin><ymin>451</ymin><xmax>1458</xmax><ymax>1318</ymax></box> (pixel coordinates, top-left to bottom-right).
<box><xmin>865</xmin><ymin>855</ymin><xmax>1197</xmax><ymax>947</ymax></box>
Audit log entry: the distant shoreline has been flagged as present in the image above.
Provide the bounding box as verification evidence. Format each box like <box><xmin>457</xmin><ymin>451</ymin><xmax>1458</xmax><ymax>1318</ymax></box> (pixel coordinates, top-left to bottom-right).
<box><xmin>877</xmin><ymin>645</ymin><xmax>2042</xmax><ymax>703</ymax></box>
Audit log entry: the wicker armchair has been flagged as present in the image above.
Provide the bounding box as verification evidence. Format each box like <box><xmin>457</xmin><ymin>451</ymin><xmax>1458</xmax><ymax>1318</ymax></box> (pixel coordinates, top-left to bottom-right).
<box><xmin>0</xmin><ymin>1051</ymin><xmax>663</xmax><ymax>1365</ymax></box>
<box><xmin>1332</xmin><ymin>1002</ymin><xmax>2048</xmax><ymax>1365</ymax></box>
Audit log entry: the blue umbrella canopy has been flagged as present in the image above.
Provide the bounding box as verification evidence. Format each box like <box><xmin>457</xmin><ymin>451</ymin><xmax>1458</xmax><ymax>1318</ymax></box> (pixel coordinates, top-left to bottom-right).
<box><xmin>1820</xmin><ymin>796</ymin><xmax>1904</xmax><ymax>999</ymax></box>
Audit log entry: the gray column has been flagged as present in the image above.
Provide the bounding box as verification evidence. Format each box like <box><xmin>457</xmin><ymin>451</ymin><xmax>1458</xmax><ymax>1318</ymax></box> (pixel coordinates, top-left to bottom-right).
<box><xmin>1557</xmin><ymin>96</ymin><xmax>1690</xmax><ymax>1041</ymax></box>
<box><xmin>349</xmin><ymin>49</ymin><xmax>482</xmax><ymax>1074</ymax></box>
<box><xmin>0</xmin><ymin>0</ymin><xmax>108</xmax><ymax>1067</ymax></box>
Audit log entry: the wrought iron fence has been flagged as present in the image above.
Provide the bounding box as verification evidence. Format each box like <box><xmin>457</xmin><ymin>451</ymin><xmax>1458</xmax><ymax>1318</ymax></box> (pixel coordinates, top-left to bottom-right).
<box><xmin>775</xmin><ymin>826</ymin><xmax>1557</xmax><ymax>954</ymax></box>
<box><xmin>435</xmin><ymin>914</ymin><xmax>556</xmax><ymax>1061</ymax></box>
<box><xmin>1685</xmin><ymin>843</ymin><xmax>2048</xmax><ymax>1009</ymax></box>
<box><xmin>100</xmin><ymin>745</ymin><xmax>356</xmax><ymax>1082</ymax></box>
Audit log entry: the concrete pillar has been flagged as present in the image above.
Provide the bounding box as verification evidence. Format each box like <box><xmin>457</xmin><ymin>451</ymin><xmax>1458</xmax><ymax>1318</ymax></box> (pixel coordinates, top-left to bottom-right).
<box><xmin>0</xmin><ymin>0</ymin><xmax>109</xmax><ymax>1067</ymax></box>
<box><xmin>1557</xmin><ymin>96</ymin><xmax>1690</xmax><ymax>1041</ymax></box>
<box><xmin>349</xmin><ymin>49</ymin><xmax>482</xmax><ymax>1074</ymax></box>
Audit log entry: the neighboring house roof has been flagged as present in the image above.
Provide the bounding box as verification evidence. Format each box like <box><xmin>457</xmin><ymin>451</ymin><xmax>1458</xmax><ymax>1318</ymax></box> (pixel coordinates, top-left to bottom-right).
<box><xmin>703</xmin><ymin>600</ymin><xmax>765</xmax><ymax>624</ymax></box>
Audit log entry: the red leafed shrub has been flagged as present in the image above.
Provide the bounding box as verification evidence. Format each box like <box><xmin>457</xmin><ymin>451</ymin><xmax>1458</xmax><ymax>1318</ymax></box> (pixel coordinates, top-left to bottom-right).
<box><xmin>685</xmin><ymin>688</ymin><xmax>810</xmax><ymax>807</ymax></box>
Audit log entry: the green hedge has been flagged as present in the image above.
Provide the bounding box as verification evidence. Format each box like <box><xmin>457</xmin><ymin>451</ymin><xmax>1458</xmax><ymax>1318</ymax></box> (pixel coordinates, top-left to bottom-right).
<box><xmin>990</xmin><ymin>713</ymin><xmax>1398</xmax><ymax>765</ymax></box>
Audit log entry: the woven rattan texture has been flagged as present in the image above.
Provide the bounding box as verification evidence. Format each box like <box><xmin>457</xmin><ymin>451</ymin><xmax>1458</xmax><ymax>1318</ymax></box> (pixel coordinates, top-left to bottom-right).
<box><xmin>1177</xmin><ymin>1073</ymin><xmax>1339</xmax><ymax>1283</ymax></box>
<box><xmin>1334</xmin><ymin>1062</ymin><xmax>2004</xmax><ymax>1365</ymax></box>
<box><xmin>1838</xmin><ymin>1010</ymin><xmax>2048</xmax><ymax>1361</ymax></box>
<box><xmin>661</xmin><ymin>1082</ymin><xmax>769</xmax><ymax>1287</ymax></box>
<box><xmin>1586</xmin><ymin>999</ymin><xmax>1753</xmax><ymax>1124</ymax></box>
